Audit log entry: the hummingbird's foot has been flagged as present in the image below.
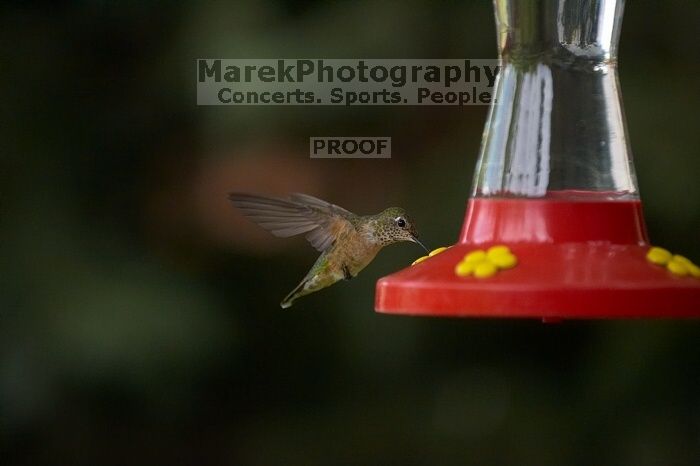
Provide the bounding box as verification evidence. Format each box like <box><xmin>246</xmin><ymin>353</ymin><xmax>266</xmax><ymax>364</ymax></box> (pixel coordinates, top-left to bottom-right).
<box><xmin>342</xmin><ymin>265</ymin><xmax>354</xmax><ymax>280</ymax></box>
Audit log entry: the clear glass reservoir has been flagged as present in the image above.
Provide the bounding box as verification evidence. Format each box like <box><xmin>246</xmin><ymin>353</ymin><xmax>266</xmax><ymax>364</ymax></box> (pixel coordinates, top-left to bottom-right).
<box><xmin>473</xmin><ymin>0</ymin><xmax>637</xmax><ymax>199</ymax></box>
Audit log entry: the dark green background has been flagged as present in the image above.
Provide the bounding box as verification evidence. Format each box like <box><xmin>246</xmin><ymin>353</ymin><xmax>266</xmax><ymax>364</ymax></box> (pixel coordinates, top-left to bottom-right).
<box><xmin>1</xmin><ymin>1</ymin><xmax>699</xmax><ymax>465</ymax></box>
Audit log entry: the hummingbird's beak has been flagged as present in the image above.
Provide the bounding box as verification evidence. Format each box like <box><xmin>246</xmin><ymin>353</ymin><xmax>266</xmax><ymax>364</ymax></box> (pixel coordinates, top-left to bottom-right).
<box><xmin>411</xmin><ymin>235</ymin><xmax>429</xmax><ymax>253</ymax></box>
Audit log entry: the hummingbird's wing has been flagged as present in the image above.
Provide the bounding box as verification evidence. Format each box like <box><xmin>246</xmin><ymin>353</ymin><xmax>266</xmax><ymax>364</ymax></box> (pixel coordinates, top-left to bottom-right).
<box><xmin>288</xmin><ymin>193</ymin><xmax>354</xmax><ymax>217</ymax></box>
<box><xmin>229</xmin><ymin>192</ymin><xmax>357</xmax><ymax>252</ymax></box>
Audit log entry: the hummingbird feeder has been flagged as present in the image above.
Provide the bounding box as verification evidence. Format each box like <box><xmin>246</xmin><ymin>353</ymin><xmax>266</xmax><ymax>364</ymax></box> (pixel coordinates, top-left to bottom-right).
<box><xmin>375</xmin><ymin>0</ymin><xmax>700</xmax><ymax>320</ymax></box>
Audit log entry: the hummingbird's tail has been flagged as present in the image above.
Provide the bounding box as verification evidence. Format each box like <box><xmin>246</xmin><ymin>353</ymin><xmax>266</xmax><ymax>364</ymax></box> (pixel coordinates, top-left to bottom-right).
<box><xmin>280</xmin><ymin>279</ymin><xmax>308</xmax><ymax>309</ymax></box>
<box><xmin>280</xmin><ymin>253</ymin><xmax>336</xmax><ymax>308</ymax></box>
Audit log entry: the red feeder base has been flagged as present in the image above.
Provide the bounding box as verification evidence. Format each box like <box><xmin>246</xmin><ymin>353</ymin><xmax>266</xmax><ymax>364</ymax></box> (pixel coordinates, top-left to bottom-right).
<box><xmin>375</xmin><ymin>196</ymin><xmax>700</xmax><ymax>320</ymax></box>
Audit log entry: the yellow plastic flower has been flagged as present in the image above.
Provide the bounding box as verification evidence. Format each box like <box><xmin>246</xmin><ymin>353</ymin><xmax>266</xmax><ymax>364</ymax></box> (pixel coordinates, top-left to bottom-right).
<box><xmin>646</xmin><ymin>247</ymin><xmax>700</xmax><ymax>279</ymax></box>
<box><xmin>646</xmin><ymin>247</ymin><xmax>672</xmax><ymax>265</ymax></box>
<box><xmin>411</xmin><ymin>245</ymin><xmax>452</xmax><ymax>266</ymax></box>
<box><xmin>429</xmin><ymin>246</ymin><xmax>449</xmax><ymax>257</ymax></box>
<box><xmin>411</xmin><ymin>256</ymin><xmax>429</xmax><ymax>266</ymax></box>
<box><xmin>454</xmin><ymin>245</ymin><xmax>518</xmax><ymax>279</ymax></box>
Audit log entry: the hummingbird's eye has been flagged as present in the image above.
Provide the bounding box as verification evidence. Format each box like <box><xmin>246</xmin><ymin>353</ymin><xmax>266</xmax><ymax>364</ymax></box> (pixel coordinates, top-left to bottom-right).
<box><xmin>396</xmin><ymin>217</ymin><xmax>406</xmax><ymax>228</ymax></box>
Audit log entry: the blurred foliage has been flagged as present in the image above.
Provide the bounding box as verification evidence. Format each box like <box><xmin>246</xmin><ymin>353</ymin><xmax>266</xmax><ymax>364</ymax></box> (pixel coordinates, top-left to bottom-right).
<box><xmin>1</xmin><ymin>0</ymin><xmax>699</xmax><ymax>465</ymax></box>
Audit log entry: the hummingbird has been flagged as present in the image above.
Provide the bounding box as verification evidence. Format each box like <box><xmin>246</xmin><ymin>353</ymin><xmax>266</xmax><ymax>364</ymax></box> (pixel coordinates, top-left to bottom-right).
<box><xmin>229</xmin><ymin>192</ymin><xmax>427</xmax><ymax>308</ymax></box>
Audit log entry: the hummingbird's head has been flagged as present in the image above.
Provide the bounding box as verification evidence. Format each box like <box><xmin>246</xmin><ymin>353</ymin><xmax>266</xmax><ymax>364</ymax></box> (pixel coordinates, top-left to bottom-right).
<box><xmin>374</xmin><ymin>207</ymin><xmax>428</xmax><ymax>252</ymax></box>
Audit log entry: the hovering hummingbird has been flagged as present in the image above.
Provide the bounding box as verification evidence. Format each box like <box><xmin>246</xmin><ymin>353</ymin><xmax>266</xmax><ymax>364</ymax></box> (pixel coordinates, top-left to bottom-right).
<box><xmin>229</xmin><ymin>192</ymin><xmax>427</xmax><ymax>308</ymax></box>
